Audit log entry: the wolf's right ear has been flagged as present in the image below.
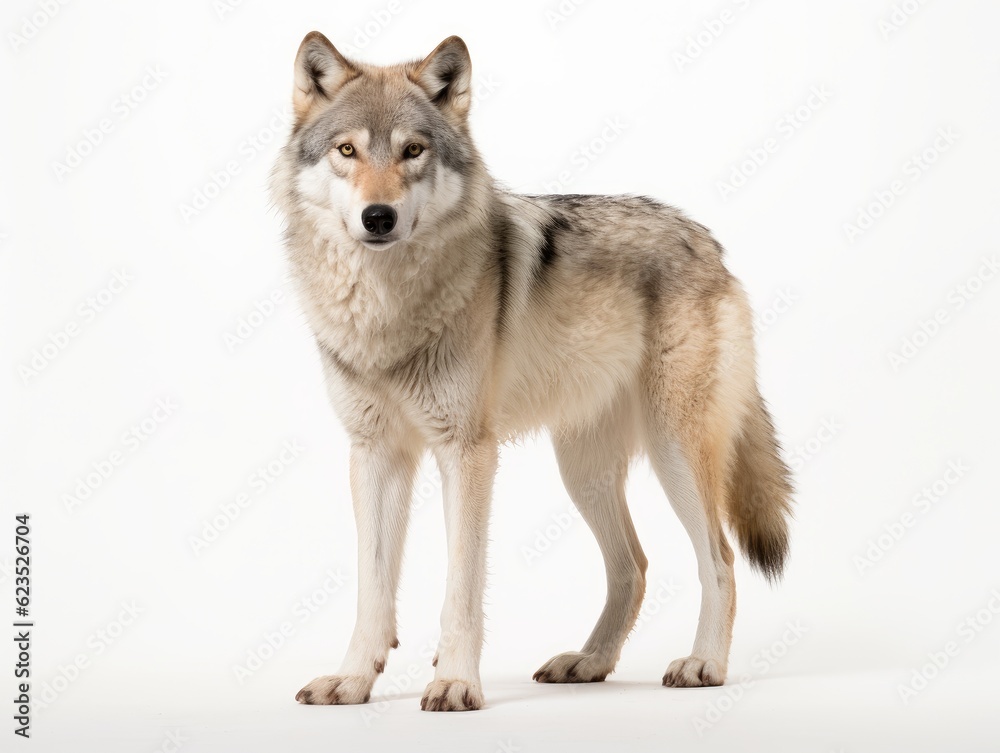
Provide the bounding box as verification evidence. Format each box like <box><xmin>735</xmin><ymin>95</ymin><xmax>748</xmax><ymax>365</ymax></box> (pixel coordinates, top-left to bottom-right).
<box><xmin>292</xmin><ymin>32</ymin><xmax>357</xmax><ymax>120</ymax></box>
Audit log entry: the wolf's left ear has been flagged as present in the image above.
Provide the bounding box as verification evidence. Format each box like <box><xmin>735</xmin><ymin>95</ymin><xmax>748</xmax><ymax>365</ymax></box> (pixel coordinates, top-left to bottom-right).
<box><xmin>293</xmin><ymin>31</ymin><xmax>358</xmax><ymax>120</ymax></box>
<box><xmin>412</xmin><ymin>36</ymin><xmax>472</xmax><ymax>122</ymax></box>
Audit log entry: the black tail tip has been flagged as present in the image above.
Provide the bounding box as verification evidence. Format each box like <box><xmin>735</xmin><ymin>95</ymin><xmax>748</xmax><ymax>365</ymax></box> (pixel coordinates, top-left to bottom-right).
<box><xmin>744</xmin><ymin>530</ymin><xmax>789</xmax><ymax>585</ymax></box>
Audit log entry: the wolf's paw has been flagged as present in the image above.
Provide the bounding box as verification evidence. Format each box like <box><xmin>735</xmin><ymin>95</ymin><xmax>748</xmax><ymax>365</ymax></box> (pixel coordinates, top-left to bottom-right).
<box><xmin>420</xmin><ymin>679</ymin><xmax>484</xmax><ymax>711</ymax></box>
<box><xmin>662</xmin><ymin>656</ymin><xmax>726</xmax><ymax>687</ymax></box>
<box><xmin>533</xmin><ymin>651</ymin><xmax>610</xmax><ymax>683</ymax></box>
<box><xmin>295</xmin><ymin>675</ymin><xmax>372</xmax><ymax>705</ymax></box>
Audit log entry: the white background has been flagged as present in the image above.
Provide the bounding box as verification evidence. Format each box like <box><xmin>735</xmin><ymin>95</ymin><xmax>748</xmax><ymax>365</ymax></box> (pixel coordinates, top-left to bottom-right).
<box><xmin>2</xmin><ymin>0</ymin><xmax>999</xmax><ymax>750</ymax></box>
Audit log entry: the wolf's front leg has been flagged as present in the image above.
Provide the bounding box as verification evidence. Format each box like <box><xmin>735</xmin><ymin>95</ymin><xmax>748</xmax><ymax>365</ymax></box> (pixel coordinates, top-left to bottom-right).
<box><xmin>296</xmin><ymin>440</ymin><xmax>419</xmax><ymax>705</ymax></box>
<box><xmin>421</xmin><ymin>440</ymin><xmax>497</xmax><ymax>712</ymax></box>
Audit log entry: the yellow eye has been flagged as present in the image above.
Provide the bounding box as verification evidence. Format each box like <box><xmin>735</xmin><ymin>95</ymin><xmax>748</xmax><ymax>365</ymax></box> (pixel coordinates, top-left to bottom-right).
<box><xmin>405</xmin><ymin>143</ymin><xmax>424</xmax><ymax>158</ymax></box>
<box><xmin>338</xmin><ymin>144</ymin><xmax>355</xmax><ymax>157</ymax></box>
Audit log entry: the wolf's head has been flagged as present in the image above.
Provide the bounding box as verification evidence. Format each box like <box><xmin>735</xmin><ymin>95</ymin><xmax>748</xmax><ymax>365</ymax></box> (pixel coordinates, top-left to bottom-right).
<box><xmin>275</xmin><ymin>33</ymin><xmax>481</xmax><ymax>251</ymax></box>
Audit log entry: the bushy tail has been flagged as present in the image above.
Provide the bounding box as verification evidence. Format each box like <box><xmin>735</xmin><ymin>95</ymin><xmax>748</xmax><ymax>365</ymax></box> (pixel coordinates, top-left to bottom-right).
<box><xmin>725</xmin><ymin>392</ymin><xmax>794</xmax><ymax>583</ymax></box>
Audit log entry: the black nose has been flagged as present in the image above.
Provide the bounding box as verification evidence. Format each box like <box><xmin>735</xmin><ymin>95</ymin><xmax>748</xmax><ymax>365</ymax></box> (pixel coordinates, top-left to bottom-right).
<box><xmin>361</xmin><ymin>204</ymin><xmax>397</xmax><ymax>236</ymax></box>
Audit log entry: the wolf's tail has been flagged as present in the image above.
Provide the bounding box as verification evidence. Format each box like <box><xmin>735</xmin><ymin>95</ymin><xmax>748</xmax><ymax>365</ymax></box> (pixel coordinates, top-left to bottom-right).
<box><xmin>725</xmin><ymin>391</ymin><xmax>794</xmax><ymax>583</ymax></box>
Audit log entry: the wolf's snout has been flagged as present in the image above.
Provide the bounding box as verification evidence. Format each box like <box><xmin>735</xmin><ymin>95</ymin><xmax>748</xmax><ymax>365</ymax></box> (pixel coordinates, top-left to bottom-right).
<box><xmin>361</xmin><ymin>205</ymin><xmax>397</xmax><ymax>236</ymax></box>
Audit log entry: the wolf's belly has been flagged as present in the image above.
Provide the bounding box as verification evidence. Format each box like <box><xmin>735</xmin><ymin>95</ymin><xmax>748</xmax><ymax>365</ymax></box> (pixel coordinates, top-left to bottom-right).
<box><xmin>495</xmin><ymin>288</ymin><xmax>646</xmax><ymax>436</ymax></box>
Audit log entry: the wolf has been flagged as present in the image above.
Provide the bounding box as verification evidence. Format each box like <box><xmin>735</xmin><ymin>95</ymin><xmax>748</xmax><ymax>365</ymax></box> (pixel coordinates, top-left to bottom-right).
<box><xmin>271</xmin><ymin>32</ymin><xmax>794</xmax><ymax>712</ymax></box>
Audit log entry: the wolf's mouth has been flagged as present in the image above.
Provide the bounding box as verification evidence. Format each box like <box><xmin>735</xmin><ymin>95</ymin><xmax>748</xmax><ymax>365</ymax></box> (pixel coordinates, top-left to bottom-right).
<box><xmin>361</xmin><ymin>238</ymin><xmax>397</xmax><ymax>249</ymax></box>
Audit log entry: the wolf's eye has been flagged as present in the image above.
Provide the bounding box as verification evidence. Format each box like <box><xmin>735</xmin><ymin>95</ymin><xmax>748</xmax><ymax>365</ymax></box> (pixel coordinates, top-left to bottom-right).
<box><xmin>404</xmin><ymin>143</ymin><xmax>424</xmax><ymax>158</ymax></box>
<box><xmin>338</xmin><ymin>144</ymin><xmax>355</xmax><ymax>157</ymax></box>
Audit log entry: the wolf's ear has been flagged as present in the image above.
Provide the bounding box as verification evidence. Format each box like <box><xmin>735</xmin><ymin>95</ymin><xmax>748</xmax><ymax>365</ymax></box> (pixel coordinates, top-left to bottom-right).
<box><xmin>292</xmin><ymin>32</ymin><xmax>357</xmax><ymax>120</ymax></box>
<box><xmin>411</xmin><ymin>36</ymin><xmax>472</xmax><ymax>122</ymax></box>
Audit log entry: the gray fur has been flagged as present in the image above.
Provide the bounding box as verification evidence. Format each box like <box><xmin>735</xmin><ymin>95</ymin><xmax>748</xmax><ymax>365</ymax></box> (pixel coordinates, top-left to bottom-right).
<box><xmin>297</xmin><ymin>81</ymin><xmax>472</xmax><ymax>171</ymax></box>
<box><xmin>273</xmin><ymin>34</ymin><xmax>794</xmax><ymax>710</ymax></box>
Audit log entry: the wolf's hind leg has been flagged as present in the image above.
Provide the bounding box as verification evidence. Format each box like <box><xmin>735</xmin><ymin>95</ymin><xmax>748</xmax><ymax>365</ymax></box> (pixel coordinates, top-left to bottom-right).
<box><xmin>534</xmin><ymin>400</ymin><xmax>647</xmax><ymax>683</ymax></box>
<box><xmin>647</xmin><ymin>431</ymin><xmax>735</xmax><ymax>687</ymax></box>
<box><xmin>642</xmin><ymin>290</ymin><xmax>750</xmax><ymax>688</ymax></box>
